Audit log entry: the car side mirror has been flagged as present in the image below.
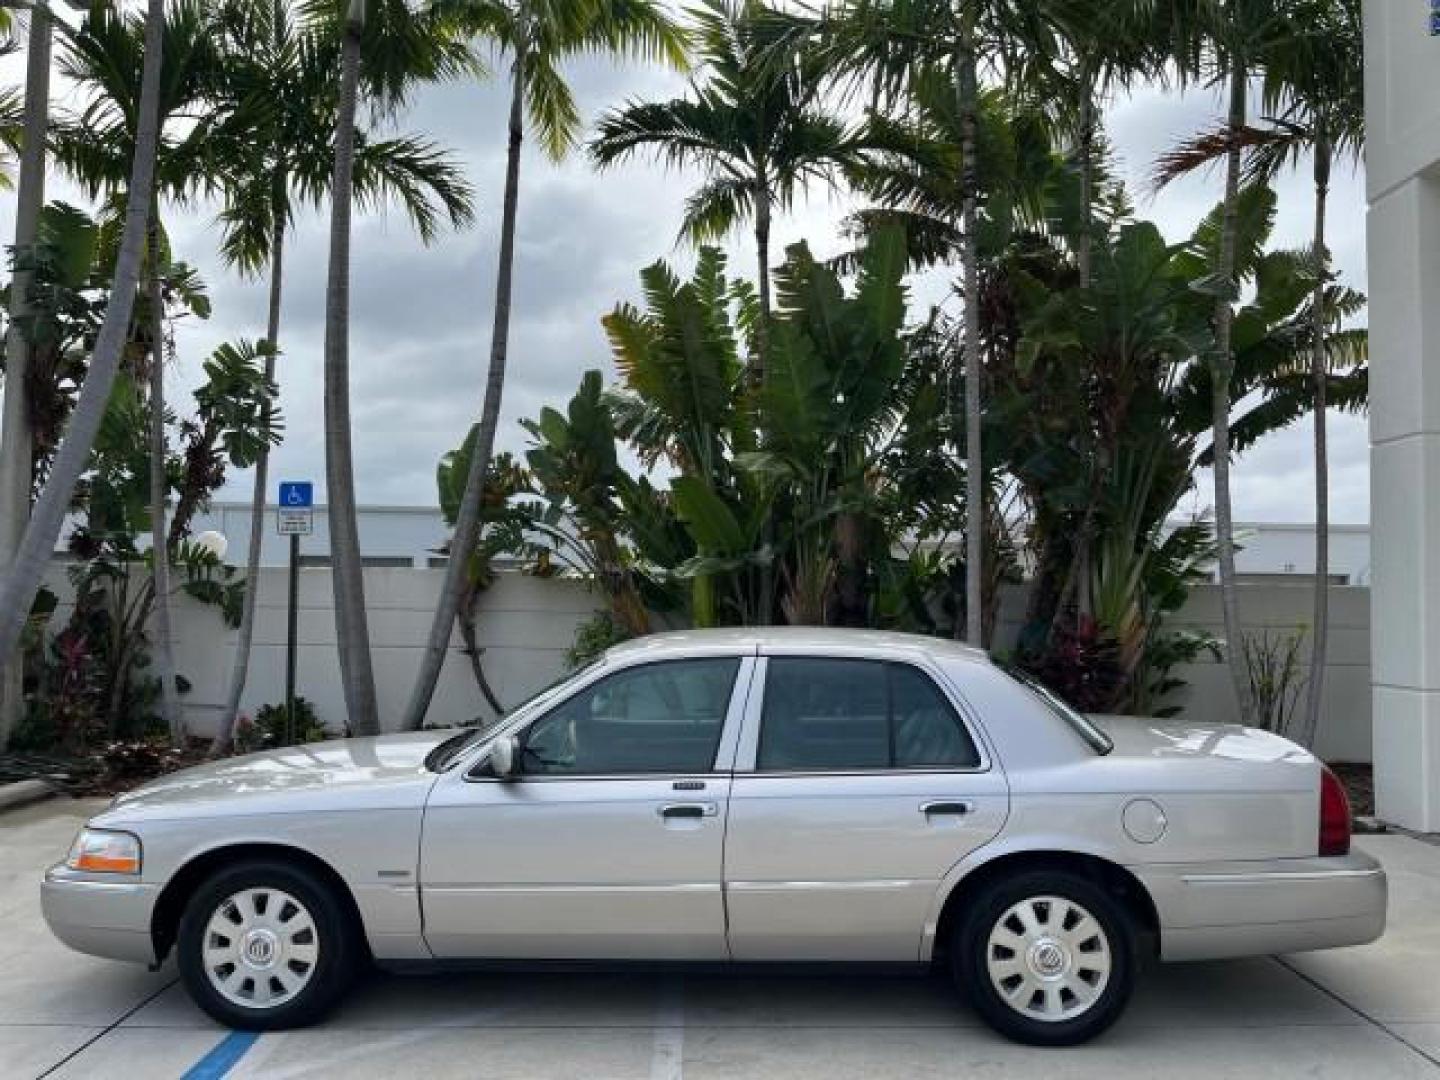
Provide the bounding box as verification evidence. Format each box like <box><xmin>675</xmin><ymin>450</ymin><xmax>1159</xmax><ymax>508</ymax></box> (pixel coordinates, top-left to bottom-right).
<box><xmin>489</xmin><ymin>735</ymin><xmax>519</xmax><ymax>779</ymax></box>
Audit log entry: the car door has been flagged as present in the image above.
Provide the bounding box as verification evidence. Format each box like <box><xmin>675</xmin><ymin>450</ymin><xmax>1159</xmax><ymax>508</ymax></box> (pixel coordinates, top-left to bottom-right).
<box><xmin>723</xmin><ymin>653</ymin><xmax>1009</xmax><ymax>962</ymax></box>
<box><xmin>420</xmin><ymin>654</ymin><xmax>754</xmax><ymax>960</ymax></box>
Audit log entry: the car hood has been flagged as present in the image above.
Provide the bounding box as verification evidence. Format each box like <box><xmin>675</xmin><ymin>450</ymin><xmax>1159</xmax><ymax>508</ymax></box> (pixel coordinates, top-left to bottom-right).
<box><xmin>102</xmin><ymin>730</ymin><xmax>454</xmax><ymax>820</ymax></box>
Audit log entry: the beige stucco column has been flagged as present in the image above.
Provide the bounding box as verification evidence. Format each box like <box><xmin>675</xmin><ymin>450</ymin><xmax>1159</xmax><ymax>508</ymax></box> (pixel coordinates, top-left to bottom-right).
<box><xmin>1365</xmin><ymin>2</ymin><xmax>1440</xmax><ymax>830</ymax></box>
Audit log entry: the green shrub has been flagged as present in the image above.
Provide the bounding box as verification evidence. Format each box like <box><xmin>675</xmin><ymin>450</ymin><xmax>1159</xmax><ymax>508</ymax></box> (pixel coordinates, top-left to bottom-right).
<box><xmin>233</xmin><ymin>697</ymin><xmax>329</xmax><ymax>753</ymax></box>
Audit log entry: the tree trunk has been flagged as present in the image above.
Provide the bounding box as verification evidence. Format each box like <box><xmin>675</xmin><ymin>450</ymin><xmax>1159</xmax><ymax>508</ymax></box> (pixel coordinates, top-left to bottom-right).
<box><xmin>1076</xmin><ymin>60</ymin><xmax>1095</xmax><ymax>290</ymax></box>
<box><xmin>456</xmin><ymin>581</ymin><xmax>504</xmax><ymax>717</ymax></box>
<box><xmin>831</xmin><ymin>511</ymin><xmax>867</xmax><ymax>628</ymax></box>
<box><xmin>1300</xmin><ymin>136</ymin><xmax>1332</xmax><ymax>750</ymax></box>
<box><xmin>402</xmin><ymin>57</ymin><xmax>527</xmax><ymax>731</ymax></box>
<box><xmin>145</xmin><ymin>215</ymin><xmax>182</xmax><ymax>745</ymax></box>
<box><xmin>1048</xmin><ymin>65</ymin><xmax>1099</xmax><ymax>640</ymax></box>
<box><xmin>753</xmin><ymin>178</ymin><xmax>772</xmax><ymax>382</ymax></box>
<box><xmin>214</xmin><ymin>175</ymin><xmax>286</xmax><ymax>757</ymax></box>
<box><xmin>753</xmin><ymin>176</ymin><xmax>774</xmax><ymax>624</ymax></box>
<box><xmin>0</xmin><ymin>2</ymin><xmax>53</xmax><ymax>749</ymax></box>
<box><xmin>0</xmin><ymin>0</ymin><xmax>166</xmax><ymax>676</ymax></box>
<box><xmin>957</xmin><ymin>27</ymin><xmax>984</xmax><ymax>648</ymax></box>
<box><xmin>1210</xmin><ymin>55</ymin><xmax>1251</xmax><ymax>723</ymax></box>
<box><xmin>323</xmin><ymin>0</ymin><xmax>380</xmax><ymax>735</ymax></box>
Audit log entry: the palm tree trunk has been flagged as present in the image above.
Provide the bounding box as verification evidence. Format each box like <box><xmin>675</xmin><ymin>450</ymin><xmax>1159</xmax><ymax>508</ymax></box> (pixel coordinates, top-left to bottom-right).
<box><xmin>0</xmin><ymin>2</ymin><xmax>54</xmax><ymax>749</ymax></box>
<box><xmin>1048</xmin><ymin>64</ymin><xmax>1100</xmax><ymax>639</ymax></box>
<box><xmin>1211</xmin><ymin>55</ymin><xmax>1252</xmax><ymax>723</ymax></box>
<box><xmin>0</xmin><ymin>0</ymin><xmax>166</xmax><ymax>678</ymax></box>
<box><xmin>146</xmin><ymin>215</ymin><xmax>182</xmax><ymax>746</ymax></box>
<box><xmin>753</xmin><ymin>175</ymin><xmax>774</xmax><ymax>624</ymax></box>
<box><xmin>214</xmin><ymin>175</ymin><xmax>286</xmax><ymax>757</ymax></box>
<box><xmin>1300</xmin><ymin>136</ymin><xmax>1332</xmax><ymax>750</ymax></box>
<box><xmin>402</xmin><ymin>58</ymin><xmax>527</xmax><ymax>731</ymax></box>
<box><xmin>753</xmin><ymin>178</ymin><xmax>772</xmax><ymax>380</ymax></box>
<box><xmin>1076</xmin><ymin>60</ymin><xmax>1095</xmax><ymax>290</ymax></box>
<box><xmin>323</xmin><ymin>0</ymin><xmax>380</xmax><ymax>735</ymax></box>
<box><xmin>957</xmin><ymin>27</ymin><xmax>984</xmax><ymax>648</ymax></box>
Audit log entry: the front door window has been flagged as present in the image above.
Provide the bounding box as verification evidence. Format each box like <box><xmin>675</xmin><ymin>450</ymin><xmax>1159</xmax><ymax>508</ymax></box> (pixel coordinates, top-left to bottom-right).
<box><xmin>522</xmin><ymin>658</ymin><xmax>740</xmax><ymax>775</ymax></box>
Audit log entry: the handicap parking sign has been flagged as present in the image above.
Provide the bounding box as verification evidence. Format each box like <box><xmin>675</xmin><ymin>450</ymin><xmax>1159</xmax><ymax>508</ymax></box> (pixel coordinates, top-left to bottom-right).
<box><xmin>279</xmin><ymin>481</ymin><xmax>314</xmax><ymax>509</ymax></box>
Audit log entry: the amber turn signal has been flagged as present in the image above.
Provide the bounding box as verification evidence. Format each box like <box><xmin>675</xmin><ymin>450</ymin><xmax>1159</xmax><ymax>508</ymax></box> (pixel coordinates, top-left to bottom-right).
<box><xmin>66</xmin><ymin>829</ymin><xmax>142</xmax><ymax>875</ymax></box>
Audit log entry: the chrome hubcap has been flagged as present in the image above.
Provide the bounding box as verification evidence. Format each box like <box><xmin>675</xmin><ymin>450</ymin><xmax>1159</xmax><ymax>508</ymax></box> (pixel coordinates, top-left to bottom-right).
<box><xmin>203</xmin><ymin>887</ymin><xmax>319</xmax><ymax>1009</ymax></box>
<box><xmin>985</xmin><ymin>895</ymin><xmax>1111</xmax><ymax>1022</ymax></box>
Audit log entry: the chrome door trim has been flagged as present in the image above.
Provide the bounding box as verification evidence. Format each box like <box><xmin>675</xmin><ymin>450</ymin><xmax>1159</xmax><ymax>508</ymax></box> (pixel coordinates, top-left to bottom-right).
<box><xmin>732</xmin><ymin>655</ymin><xmax>992</xmax><ymax>775</ymax></box>
<box><xmin>712</xmin><ymin>656</ymin><xmax>758</xmax><ymax>772</ymax></box>
<box><xmin>1180</xmin><ymin>868</ymin><xmax>1385</xmax><ymax>886</ymax></box>
<box><xmin>733</xmin><ymin>656</ymin><xmax>769</xmax><ymax>773</ymax></box>
<box><xmin>425</xmin><ymin>882</ymin><xmax>722</xmax><ymax>895</ymax></box>
<box><xmin>727</xmin><ymin>879</ymin><xmax>921</xmax><ymax>892</ymax></box>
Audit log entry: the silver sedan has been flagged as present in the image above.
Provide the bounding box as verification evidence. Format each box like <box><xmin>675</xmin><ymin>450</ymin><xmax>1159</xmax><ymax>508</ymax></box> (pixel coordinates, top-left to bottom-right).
<box><xmin>41</xmin><ymin>628</ymin><xmax>1385</xmax><ymax>1045</ymax></box>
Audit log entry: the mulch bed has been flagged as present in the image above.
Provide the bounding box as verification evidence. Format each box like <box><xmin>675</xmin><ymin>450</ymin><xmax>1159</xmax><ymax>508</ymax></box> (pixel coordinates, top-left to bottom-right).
<box><xmin>1330</xmin><ymin>761</ymin><xmax>1374</xmax><ymax>819</ymax></box>
<box><xmin>0</xmin><ymin>740</ymin><xmax>212</xmax><ymax>797</ymax></box>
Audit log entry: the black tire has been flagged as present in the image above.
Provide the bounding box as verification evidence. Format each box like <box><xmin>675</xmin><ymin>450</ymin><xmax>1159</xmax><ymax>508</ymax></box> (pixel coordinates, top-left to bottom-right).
<box><xmin>952</xmin><ymin>869</ymin><xmax>1136</xmax><ymax>1046</ymax></box>
<box><xmin>176</xmin><ymin>858</ymin><xmax>360</xmax><ymax>1030</ymax></box>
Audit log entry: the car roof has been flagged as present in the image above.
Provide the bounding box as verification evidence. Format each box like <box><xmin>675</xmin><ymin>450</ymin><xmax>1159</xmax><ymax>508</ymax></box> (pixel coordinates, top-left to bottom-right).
<box><xmin>603</xmin><ymin>627</ymin><xmax>992</xmax><ymax>666</ymax></box>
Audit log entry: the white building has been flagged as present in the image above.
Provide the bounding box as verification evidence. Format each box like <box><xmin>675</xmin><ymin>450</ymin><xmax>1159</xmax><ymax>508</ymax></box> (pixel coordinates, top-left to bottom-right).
<box><xmin>180</xmin><ymin>501</ymin><xmax>1374</xmax><ymax>582</ymax></box>
<box><xmin>1364</xmin><ymin>0</ymin><xmax>1440</xmax><ymax>830</ymax></box>
<box><xmin>185</xmin><ymin>502</ymin><xmax>456</xmax><ymax>569</ymax></box>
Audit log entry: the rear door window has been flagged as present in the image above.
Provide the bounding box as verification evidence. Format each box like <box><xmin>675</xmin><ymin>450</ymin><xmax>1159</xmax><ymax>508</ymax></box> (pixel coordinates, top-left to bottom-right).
<box><xmin>758</xmin><ymin>658</ymin><xmax>980</xmax><ymax>772</ymax></box>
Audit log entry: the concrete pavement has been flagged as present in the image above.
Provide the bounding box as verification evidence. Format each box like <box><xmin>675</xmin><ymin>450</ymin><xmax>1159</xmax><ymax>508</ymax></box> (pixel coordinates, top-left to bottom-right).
<box><xmin>4</xmin><ymin>798</ymin><xmax>1439</xmax><ymax>1079</ymax></box>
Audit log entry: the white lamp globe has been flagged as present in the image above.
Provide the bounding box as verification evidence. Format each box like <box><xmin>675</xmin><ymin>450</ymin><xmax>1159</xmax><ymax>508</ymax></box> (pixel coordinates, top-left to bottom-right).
<box><xmin>195</xmin><ymin>530</ymin><xmax>229</xmax><ymax>560</ymax></box>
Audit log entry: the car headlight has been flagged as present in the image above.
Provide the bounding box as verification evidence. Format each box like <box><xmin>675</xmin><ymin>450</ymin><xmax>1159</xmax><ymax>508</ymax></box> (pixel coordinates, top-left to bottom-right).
<box><xmin>66</xmin><ymin>828</ymin><xmax>142</xmax><ymax>875</ymax></box>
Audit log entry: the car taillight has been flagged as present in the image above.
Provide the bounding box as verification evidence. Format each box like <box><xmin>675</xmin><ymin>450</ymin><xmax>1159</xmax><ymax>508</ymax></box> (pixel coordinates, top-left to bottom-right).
<box><xmin>1319</xmin><ymin>766</ymin><xmax>1351</xmax><ymax>857</ymax></box>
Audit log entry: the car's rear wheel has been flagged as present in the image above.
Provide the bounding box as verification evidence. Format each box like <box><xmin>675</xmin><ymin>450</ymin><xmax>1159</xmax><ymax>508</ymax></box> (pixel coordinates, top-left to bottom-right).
<box><xmin>953</xmin><ymin>870</ymin><xmax>1135</xmax><ymax>1046</ymax></box>
<box><xmin>176</xmin><ymin>859</ymin><xmax>359</xmax><ymax>1030</ymax></box>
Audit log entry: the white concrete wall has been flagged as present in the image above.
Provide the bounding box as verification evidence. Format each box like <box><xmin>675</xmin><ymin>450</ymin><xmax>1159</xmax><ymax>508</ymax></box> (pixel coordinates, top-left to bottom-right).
<box><xmin>992</xmin><ymin>583</ymin><xmax>1371</xmax><ymax>763</ymax></box>
<box><xmin>1137</xmin><ymin>585</ymin><xmax>1371</xmax><ymax>763</ymax></box>
<box><xmin>37</xmin><ymin>567</ymin><xmax>1374</xmax><ymax>759</ymax></box>
<box><xmin>43</xmin><ymin>568</ymin><xmax>603</xmax><ymax>737</ymax></box>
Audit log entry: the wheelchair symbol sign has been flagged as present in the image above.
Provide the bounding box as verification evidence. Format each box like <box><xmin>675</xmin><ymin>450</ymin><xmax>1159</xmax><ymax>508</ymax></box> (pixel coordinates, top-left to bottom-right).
<box><xmin>279</xmin><ymin>481</ymin><xmax>314</xmax><ymax>509</ymax></box>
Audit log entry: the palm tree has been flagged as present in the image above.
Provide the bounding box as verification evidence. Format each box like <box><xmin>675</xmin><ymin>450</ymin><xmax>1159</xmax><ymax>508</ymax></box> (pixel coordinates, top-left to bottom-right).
<box><xmin>1155</xmin><ymin>0</ymin><xmax>1364</xmax><ymax>744</ymax></box>
<box><xmin>820</xmin><ymin>0</ymin><xmax>1058</xmax><ymax>646</ymax></box>
<box><xmin>1046</xmin><ymin>0</ymin><xmax>1159</xmax><ymax>287</ymax></box>
<box><xmin>1268</xmin><ymin>0</ymin><xmax>1364</xmax><ymax>749</ymax></box>
<box><xmin>210</xmin><ymin>0</ymin><xmax>474</xmax><ymax>754</ymax></box>
<box><xmin>591</xmin><ymin>0</ymin><xmax>865</xmax><ymax>382</ymax></box>
<box><xmin>0</xmin><ymin>0</ymin><xmax>58</xmax><ymax>749</ymax></box>
<box><xmin>54</xmin><ymin>0</ymin><xmax>241</xmax><ymax>745</ymax></box>
<box><xmin>321</xmin><ymin>0</ymin><xmax>378</xmax><ymax>735</ymax></box>
<box><xmin>0</xmin><ymin>0</ymin><xmax>168</xmax><ymax>682</ymax></box>
<box><xmin>1155</xmin><ymin>0</ymin><xmax>1313</xmax><ymax>723</ymax></box>
<box><xmin>300</xmin><ymin>0</ymin><xmax>472</xmax><ymax>738</ymax></box>
<box><xmin>401</xmin><ymin>0</ymin><xmax>685</xmax><ymax>731</ymax></box>
<box><xmin>144</xmin><ymin>210</ymin><xmax>182</xmax><ymax>742</ymax></box>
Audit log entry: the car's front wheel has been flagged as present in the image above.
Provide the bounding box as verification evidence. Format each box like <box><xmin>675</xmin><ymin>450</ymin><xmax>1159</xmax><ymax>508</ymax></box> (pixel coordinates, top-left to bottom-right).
<box><xmin>176</xmin><ymin>859</ymin><xmax>359</xmax><ymax>1030</ymax></box>
<box><xmin>953</xmin><ymin>870</ymin><xmax>1136</xmax><ymax>1046</ymax></box>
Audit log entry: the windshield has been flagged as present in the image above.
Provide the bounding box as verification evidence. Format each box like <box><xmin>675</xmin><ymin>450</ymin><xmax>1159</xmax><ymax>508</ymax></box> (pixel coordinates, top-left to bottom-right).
<box><xmin>1003</xmin><ymin>665</ymin><xmax>1115</xmax><ymax>756</ymax></box>
<box><xmin>423</xmin><ymin>660</ymin><xmax>602</xmax><ymax>772</ymax></box>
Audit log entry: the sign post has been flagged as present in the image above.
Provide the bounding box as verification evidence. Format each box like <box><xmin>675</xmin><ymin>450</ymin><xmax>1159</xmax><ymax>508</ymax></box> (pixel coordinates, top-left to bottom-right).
<box><xmin>277</xmin><ymin>482</ymin><xmax>314</xmax><ymax>745</ymax></box>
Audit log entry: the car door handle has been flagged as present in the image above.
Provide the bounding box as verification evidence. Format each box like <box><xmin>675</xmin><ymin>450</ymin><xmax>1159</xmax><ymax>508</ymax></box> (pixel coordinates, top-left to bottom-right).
<box><xmin>920</xmin><ymin>800</ymin><xmax>975</xmax><ymax>817</ymax></box>
<box><xmin>659</xmin><ymin>802</ymin><xmax>718</xmax><ymax>819</ymax></box>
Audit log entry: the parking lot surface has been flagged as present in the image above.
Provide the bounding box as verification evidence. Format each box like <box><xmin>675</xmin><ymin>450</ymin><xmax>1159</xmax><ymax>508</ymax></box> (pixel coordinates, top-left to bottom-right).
<box><xmin>5</xmin><ymin>797</ymin><xmax>1440</xmax><ymax>1079</ymax></box>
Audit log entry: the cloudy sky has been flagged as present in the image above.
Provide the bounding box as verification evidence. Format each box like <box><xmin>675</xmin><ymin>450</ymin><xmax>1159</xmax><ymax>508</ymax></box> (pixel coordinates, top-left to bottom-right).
<box><xmin>7</xmin><ymin>28</ymin><xmax>1372</xmax><ymax>524</ymax></box>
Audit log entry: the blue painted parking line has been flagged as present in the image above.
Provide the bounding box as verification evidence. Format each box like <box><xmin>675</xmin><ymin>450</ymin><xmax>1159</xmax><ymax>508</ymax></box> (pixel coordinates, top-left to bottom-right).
<box><xmin>181</xmin><ymin>1031</ymin><xmax>260</xmax><ymax>1080</ymax></box>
